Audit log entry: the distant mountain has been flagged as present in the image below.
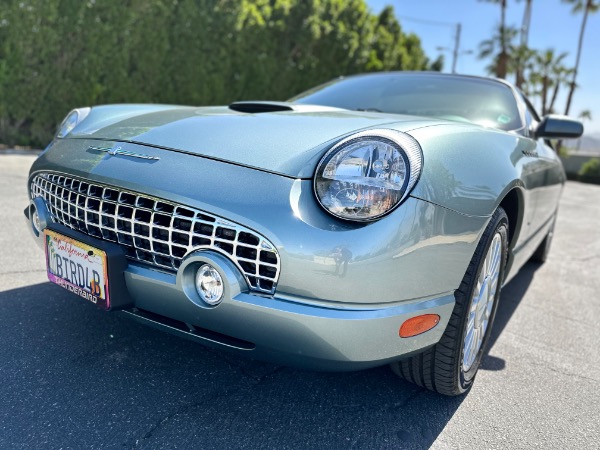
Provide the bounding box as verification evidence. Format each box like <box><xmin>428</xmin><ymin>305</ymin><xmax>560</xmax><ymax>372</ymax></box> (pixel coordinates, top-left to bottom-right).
<box><xmin>564</xmin><ymin>133</ymin><xmax>600</xmax><ymax>155</ymax></box>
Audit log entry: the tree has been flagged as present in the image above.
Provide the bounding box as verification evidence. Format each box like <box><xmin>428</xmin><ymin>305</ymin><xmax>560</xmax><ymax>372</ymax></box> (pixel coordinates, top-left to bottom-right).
<box><xmin>548</xmin><ymin>66</ymin><xmax>574</xmax><ymax>114</ymax></box>
<box><xmin>576</xmin><ymin>109</ymin><xmax>592</xmax><ymax>150</ymax></box>
<box><xmin>478</xmin><ymin>25</ymin><xmax>518</xmax><ymax>78</ymax></box>
<box><xmin>531</xmin><ymin>49</ymin><xmax>568</xmax><ymax>115</ymax></box>
<box><xmin>515</xmin><ymin>0</ymin><xmax>533</xmax><ymax>88</ymax></box>
<box><xmin>479</xmin><ymin>0</ymin><xmax>509</xmax><ymax>78</ymax></box>
<box><xmin>562</xmin><ymin>0</ymin><xmax>600</xmax><ymax>115</ymax></box>
<box><xmin>510</xmin><ymin>44</ymin><xmax>535</xmax><ymax>92</ymax></box>
<box><xmin>0</xmin><ymin>0</ymin><xmax>440</xmax><ymax>147</ymax></box>
<box><xmin>579</xmin><ymin>109</ymin><xmax>592</xmax><ymax>121</ymax></box>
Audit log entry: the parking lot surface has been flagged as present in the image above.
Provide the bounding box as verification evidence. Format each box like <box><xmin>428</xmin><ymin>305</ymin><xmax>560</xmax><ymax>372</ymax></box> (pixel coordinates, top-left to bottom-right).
<box><xmin>1</xmin><ymin>154</ymin><xmax>599</xmax><ymax>449</ymax></box>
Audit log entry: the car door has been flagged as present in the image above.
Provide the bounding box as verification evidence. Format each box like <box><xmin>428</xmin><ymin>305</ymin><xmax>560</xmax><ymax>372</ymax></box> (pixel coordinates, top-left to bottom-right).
<box><xmin>533</xmin><ymin>140</ymin><xmax>564</xmax><ymax>228</ymax></box>
<box><xmin>519</xmin><ymin>94</ymin><xmax>565</xmax><ymax>234</ymax></box>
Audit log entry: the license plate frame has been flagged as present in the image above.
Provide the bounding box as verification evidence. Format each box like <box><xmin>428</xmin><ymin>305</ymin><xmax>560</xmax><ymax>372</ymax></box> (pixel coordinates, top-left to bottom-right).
<box><xmin>44</xmin><ymin>229</ymin><xmax>111</xmax><ymax>309</ymax></box>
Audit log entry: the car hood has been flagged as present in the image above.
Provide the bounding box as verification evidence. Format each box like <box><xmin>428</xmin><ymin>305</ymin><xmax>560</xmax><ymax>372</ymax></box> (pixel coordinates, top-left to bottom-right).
<box><xmin>69</xmin><ymin>103</ymin><xmax>442</xmax><ymax>178</ymax></box>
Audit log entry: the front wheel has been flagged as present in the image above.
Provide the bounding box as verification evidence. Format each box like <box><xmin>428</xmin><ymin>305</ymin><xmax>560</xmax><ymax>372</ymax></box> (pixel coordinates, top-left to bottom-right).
<box><xmin>390</xmin><ymin>207</ymin><xmax>509</xmax><ymax>396</ymax></box>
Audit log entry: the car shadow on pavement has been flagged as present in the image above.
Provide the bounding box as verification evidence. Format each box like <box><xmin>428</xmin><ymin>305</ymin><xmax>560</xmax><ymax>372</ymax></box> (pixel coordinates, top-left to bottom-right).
<box><xmin>479</xmin><ymin>261</ymin><xmax>540</xmax><ymax>372</ymax></box>
<box><xmin>488</xmin><ymin>262</ymin><xmax>540</xmax><ymax>352</ymax></box>
<box><xmin>0</xmin><ymin>268</ymin><xmax>537</xmax><ymax>449</ymax></box>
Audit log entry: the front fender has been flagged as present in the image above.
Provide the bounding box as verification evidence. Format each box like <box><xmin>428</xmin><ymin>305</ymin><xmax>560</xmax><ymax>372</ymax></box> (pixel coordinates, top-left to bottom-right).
<box><xmin>407</xmin><ymin>124</ymin><xmax>534</xmax><ymax>217</ymax></box>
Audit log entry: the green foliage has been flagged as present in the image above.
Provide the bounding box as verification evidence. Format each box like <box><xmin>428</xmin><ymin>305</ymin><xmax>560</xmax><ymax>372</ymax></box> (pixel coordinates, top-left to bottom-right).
<box><xmin>578</xmin><ymin>158</ymin><xmax>600</xmax><ymax>184</ymax></box>
<box><xmin>0</xmin><ymin>0</ymin><xmax>440</xmax><ymax>147</ymax></box>
<box><xmin>557</xmin><ymin>145</ymin><xmax>571</xmax><ymax>158</ymax></box>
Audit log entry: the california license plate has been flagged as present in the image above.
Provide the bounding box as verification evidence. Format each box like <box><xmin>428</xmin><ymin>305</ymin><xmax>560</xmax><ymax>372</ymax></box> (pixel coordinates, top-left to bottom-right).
<box><xmin>45</xmin><ymin>230</ymin><xmax>110</xmax><ymax>309</ymax></box>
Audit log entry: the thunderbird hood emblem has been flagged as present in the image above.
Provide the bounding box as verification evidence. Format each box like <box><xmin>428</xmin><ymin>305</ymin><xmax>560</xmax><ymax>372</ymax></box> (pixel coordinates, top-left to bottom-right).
<box><xmin>88</xmin><ymin>145</ymin><xmax>160</xmax><ymax>160</ymax></box>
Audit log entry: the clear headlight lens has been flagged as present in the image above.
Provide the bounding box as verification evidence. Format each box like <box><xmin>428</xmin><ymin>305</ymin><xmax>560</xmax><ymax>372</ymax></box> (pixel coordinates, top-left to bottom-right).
<box><xmin>57</xmin><ymin>107</ymin><xmax>91</xmax><ymax>138</ymax></box>
<box><xmin>195</xmin><ymin>264</ymin><xmax>224</xmax><ymax>305</ymax></box>
<box><xmin>314</xmin><ymin>129</ymin><xmax>423</xmax><ymax>221</ymax></box>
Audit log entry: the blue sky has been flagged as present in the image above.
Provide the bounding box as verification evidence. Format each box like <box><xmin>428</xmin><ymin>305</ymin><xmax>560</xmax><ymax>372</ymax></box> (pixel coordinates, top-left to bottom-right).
<box><xmin>365</xmin><ymin>0</ymin><xmax>600</xmax><ymax>136</ymax></box>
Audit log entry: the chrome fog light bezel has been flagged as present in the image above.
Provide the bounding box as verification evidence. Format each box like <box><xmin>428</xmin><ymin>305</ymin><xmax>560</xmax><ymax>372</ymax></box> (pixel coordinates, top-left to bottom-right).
<box><xmin>177</xmin><ymin>251</ymin><xmax>247</xmax><ymax>309</ymax></box>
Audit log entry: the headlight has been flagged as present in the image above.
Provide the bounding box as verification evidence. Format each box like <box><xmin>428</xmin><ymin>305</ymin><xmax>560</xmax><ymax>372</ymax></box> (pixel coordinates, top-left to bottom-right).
<box><xmin>56</xmin><ymin>107</ymin><xmax>91</xmax><ymax>138</ymax></box>
<box><xmin>314</xmin><ymin>129</ymin><xmax>423</xmax><ymax>221</ymax></box>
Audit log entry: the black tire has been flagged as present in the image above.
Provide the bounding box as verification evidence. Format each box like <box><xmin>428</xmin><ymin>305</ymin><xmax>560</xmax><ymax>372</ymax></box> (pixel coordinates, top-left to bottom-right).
<box><xmin>390</xmin><ymin>207</ymin><xmax>509</xmax><ymax>396</ymax></box>
<box><xmin>530</xmin><ymin>215</ymin><xmax>556</xmax><ymax>264</ymax></box>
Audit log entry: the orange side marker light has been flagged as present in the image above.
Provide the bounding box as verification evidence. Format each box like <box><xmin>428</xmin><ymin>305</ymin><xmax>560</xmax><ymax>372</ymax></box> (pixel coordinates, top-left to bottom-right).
<box><xmin>399</xmin><ymin>314</ymin><xmax>440</xmax><ymax>338</ymax></box>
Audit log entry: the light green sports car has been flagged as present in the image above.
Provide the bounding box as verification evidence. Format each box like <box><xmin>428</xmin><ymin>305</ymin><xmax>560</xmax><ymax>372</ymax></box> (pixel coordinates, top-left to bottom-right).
<box><xmin>24</xmin><ymin>72</ymin><xmax>583</xmax><ymax>395</ymax></box>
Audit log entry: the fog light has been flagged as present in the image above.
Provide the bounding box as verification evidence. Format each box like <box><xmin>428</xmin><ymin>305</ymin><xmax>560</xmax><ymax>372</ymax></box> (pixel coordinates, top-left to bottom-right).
<box><xmin>195</xmin><ymin>264</ymin><xmax>224</xmax><ymax>305</ymax></box>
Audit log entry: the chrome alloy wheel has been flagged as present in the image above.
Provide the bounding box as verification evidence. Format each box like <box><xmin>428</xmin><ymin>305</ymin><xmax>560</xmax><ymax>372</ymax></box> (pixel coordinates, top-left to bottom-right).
<box><xmin>462</xmin><ymin>231</ymin><xmax>502</xmax><ymax>372</ymax></box>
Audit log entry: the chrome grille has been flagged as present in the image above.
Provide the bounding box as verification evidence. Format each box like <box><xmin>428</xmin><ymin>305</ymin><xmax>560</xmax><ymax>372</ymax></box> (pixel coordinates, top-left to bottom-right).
<box><xmin>31</xmin><ymin>172</ymin><xmax>280</xmax><ymax>295</ymax></box>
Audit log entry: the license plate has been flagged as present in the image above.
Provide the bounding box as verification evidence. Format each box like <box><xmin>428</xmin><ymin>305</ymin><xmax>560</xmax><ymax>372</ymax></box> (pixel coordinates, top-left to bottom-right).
<box><xmin>45</xmin><ymin>230</ymin><xmax>110</xmax><ymax>309</ymax></box>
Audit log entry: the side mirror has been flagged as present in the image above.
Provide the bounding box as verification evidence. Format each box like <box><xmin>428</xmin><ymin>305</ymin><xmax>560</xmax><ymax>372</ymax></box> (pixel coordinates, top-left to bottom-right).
<box><xmin>535</xmin><ymin>114</ymin><xmax>583</xmax><ymax>139</ymax></box>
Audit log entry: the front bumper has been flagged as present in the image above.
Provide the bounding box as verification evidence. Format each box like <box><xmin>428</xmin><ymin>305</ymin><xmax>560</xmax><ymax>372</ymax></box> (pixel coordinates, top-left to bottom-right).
<box><xmin>24</xmin><ymin>138</ymin><xmax>491</xmax><ymax>370</ymax></box>
<box><xmin>26</xmin><ymin>199</ymin><xmax>455</xmax><ymax>370</ymax></box>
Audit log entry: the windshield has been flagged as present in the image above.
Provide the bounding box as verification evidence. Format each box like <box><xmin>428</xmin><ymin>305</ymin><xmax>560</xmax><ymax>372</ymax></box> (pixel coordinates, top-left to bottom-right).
<box><xmin>290</xmin><ymin>73</ymin><xmax>523</xmax><ymax>132</ymax></box>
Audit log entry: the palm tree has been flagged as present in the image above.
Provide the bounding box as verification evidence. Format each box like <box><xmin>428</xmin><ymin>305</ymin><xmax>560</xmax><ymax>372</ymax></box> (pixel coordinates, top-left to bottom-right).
<box><xmin>525</xmin><ymin>70</ymin><xmax>544</xmax><ymax>111</ymax></box>
<box><xmin>479</xmin><ymin>0</ymin><xmax>509</xmax><ymax>78</ymax></box>
<box><xmin>577</xmin><ymin>110</ymin><xmax>592</xmax><ymax>151</ymax></box>
<box><xmin>515</xmin><ymin>0</ymin><xmax>533</xmax><ymax>88</ymax></box>
<box><xmin>478</xmin><ymin>25</ymin><xmax>518</xmax><ymax>78</ymax></box>
<box><xmin>510</xmin><ymin>44</ymin><xmax>536</xmax><ymax>90</ymax></box>
<box><xmin>579</xmin><ymin>110</ymin><xmax>592</xmax><ymax>121</ymax></box>
<box><xmin>562</xmin><ymin>0</ymin><xmax>600</xmax><ymax>115</ymax></box>
<box><xmin>548</xmin><ymin>66</ymin><xmax>574</xmax><ymax>114</ymax></box>
<box><xmin>531</xmin><ymin>49</ymin><xmax>569</xmax><ymax>115</ymax></box>
<box><xmin>519</xmin><ymin>0</ymin><xmax>533</xmax><ymax>46</ymax></box>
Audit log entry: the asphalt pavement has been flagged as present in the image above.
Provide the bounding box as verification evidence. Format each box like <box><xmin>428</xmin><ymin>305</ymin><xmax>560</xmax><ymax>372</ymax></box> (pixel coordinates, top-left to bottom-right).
<box><xmin>1</xmin><ymin>154</ymin><xmax>599</xmax><ymax>449</ymax></box>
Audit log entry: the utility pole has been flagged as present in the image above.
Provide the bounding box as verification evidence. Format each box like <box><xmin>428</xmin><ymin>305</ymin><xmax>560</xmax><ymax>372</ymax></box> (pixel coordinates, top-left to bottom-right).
<box><xmin>437</xmin><ymin>22</ymin><xmax>470</xmax><ymax>73</ymax></box>
<box><xmin>399</xmin><ymin>15</ymin><xmax>470</xmax><ymax>74</ymax></box>
<box><xmin>452</xmin><ymin>23</ymin><xmax>461</xmax><ymax>74</ymax></box>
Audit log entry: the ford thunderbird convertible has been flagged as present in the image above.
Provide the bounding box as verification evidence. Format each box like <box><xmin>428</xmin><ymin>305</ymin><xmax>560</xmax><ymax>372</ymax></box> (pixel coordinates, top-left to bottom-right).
<box><xmin>24</xmin><ymin>72</ymin><xmax>583</xmax><ymax>395</ymax></box>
